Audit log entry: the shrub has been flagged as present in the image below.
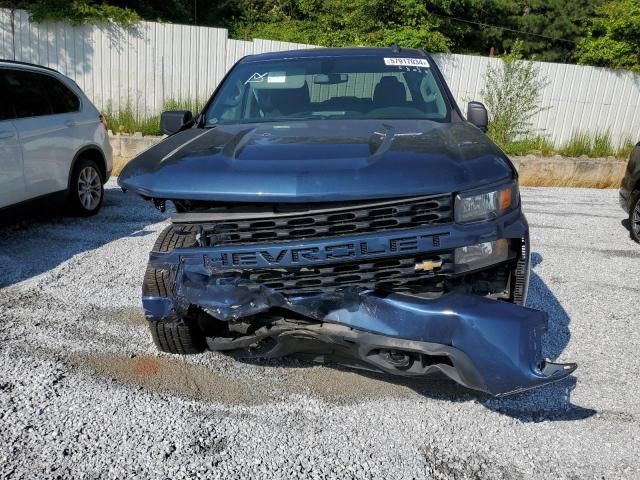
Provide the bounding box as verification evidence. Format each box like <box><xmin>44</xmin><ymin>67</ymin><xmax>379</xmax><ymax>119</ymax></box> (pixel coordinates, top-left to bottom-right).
<box><xmin>27</xmin><ymin>0</ymin><xmax>140</xmax><ymax>27</ymax></box>
<box><xmin>481</xmin><ymin>40</ymin><xmax>550</xmax><ymax>146</ymax></box>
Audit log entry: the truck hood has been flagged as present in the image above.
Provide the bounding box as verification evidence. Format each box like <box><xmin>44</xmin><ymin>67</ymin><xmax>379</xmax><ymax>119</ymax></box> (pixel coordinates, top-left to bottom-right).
<box><xmin>118</xmin><ymin>119</ymin><xmax>514</xmax><ymax>202</ymax></box>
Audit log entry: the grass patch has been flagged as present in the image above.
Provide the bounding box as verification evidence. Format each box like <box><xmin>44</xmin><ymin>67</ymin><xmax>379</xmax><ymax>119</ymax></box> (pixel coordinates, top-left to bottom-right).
<box><xmin>103</xmin><ymin>98</ymin><xmax>205</xmax><ymax>136</ymax></box>
<box><xmin>558</xmin><ymin>131</ymin><xmax>592</xmax><ymax>157</ymax></box>
<box><xmin>615</xmin><ymin>135</ymin><xmax>636</xmax><ymax>160</ymax></box>
<box><xmin>163</xmin><ymin>98</ymin><xmax>204</xmax><ymax>114</ymax></box>
<box><xmin>558</xmin><ymin>130</ymin><xmax>617</xmax><ymax>158</ymax></box>
<box><xmin>498</xmin><ymin>136</ymin><xmax>555</xmax><ymax>156</ymax></box>
<box><xmin>103</xmin><ymin>99</ymin><xmax>158</xmax><ymax>136</ymax></box>
<box><xmin>592</xmin><ymin>130</ymin><xmax>615</xmax><ymax>157</ymax></box>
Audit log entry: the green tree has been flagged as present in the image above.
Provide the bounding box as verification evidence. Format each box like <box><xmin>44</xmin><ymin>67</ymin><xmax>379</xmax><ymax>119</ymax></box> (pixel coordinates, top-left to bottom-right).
<box><xmin>425</xmin><ymin>0</ymin><xmax>604</xmax><ymax>62</ymax></box>
<box><xmin>0</xmin><ymin>0</ymin><xmax>243</xmax><ymax>28</ymax></box>
<box><xmin>233</xmin><ymin>0</ymin><xmax>450</xmax><ymax>51</ymax></box>
<box><xmin>1</xmin><ymin>0</ymin><xmax>141</xmax><ymax>27</ymax></box>
<box><xmin>576</xmin><ymin>0</ymin><xmax>640</xmax><ymax>72</ymax></box>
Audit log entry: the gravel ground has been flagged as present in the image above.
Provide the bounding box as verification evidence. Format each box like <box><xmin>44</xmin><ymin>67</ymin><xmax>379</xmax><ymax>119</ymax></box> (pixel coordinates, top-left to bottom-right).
<box><xmin>1</xmin><ymin>181</ymin><xmax>639</xmax><ymax>479</ymax></box>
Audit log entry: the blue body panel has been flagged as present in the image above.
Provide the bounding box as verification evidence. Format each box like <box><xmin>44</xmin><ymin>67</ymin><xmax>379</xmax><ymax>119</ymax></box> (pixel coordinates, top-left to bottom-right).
<box><xmin>118</xmin><ymin>120</ymin><xmax>514</xmax><ymax>203</ymax></box>
<box><xmin>321</xmin><ymin>293</ymin><xmax>575</xmax><ymax>396</ymax></box>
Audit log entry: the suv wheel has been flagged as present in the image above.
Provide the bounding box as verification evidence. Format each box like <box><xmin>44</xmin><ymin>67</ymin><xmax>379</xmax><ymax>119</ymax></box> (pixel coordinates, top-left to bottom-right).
<box><xmin>143</xmin><ymin>225</ymin><xmax>205</xmax><ymax>354</ymax></box>
<box><xmin>631</xmin><ymin>193</ymin><xmax>640</xmax><ymax>243</ymax></box>
<box><xmin>69</xmin><ymin>158</ymin><xmax>104</xmax><ymax>216</ymax></box>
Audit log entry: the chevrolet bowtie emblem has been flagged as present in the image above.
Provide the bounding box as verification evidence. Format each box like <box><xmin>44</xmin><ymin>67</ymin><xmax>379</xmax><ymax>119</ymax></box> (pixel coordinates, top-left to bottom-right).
<box><xmin>414</xmin><ymin>259</ymin><xmax>443</xmax><ymax>271</ymax></box>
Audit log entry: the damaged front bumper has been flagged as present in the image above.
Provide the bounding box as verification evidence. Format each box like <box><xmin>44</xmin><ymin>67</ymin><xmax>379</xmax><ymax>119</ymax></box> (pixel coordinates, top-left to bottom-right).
<box><xmin>144</xmin><ymin>257</ymin><xmax>576</xmax><ymax>397</ymax></box>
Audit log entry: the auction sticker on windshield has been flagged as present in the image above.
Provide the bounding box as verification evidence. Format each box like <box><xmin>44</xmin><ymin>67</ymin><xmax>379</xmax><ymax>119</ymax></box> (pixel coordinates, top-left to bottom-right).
<box><xmin>384</xmin><ymin>57</ymin><xmax>430</xmax><ymax>67</ymax></box>
<box><xmin>268</xmin><ymin>72</ymin><xmax>287</xmax><ymax>83</ymax></box>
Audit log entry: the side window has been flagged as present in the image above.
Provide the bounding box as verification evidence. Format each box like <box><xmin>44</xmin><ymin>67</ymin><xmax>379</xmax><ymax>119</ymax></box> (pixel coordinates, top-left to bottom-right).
<box><xmin>40</xmin><ymin>75</ymin><xmax>80</xmax><ymax>113</ymax></box>
<box><xmin>0</xmin><ymin>70</ymin><xmax>15</xmax><ymax>121</ymax></box>
<box><xmin>3</xmin><ymin>69</ymin><xmax>52</xmax><ymax>119</ymax></box>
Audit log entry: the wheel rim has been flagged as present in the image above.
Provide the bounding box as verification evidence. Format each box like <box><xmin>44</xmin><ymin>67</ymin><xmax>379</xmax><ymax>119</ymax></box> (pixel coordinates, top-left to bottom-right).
<box><xmin>633</xmin><ymin>200</ymin><xmax>640</xmax><ymax>238</ymax></box>
<box><xmin>77</xmin><ymin>166</ymin><xmax>102</xmax><ymax>211</ymax></box>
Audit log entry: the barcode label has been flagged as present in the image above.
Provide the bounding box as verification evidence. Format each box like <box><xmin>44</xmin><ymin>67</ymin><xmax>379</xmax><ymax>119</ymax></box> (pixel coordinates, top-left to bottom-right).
<box><xmin>384</xmin><ymin>57</ymin><xmax>430</xmax><ymax>67</ymax></box>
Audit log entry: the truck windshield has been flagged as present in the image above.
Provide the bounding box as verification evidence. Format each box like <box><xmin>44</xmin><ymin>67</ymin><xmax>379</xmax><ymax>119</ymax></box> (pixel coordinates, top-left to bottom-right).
<box><xmin>204</xmin><ymin>56</ymin><xmax>451</xmax><ymax>125</ymax></box>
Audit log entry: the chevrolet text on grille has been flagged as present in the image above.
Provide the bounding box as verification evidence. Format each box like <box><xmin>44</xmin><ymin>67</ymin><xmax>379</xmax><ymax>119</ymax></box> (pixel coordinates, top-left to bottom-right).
<box><xmin>199</xmin><ymin>232</ymin><xmax>451</xmax><ymax>268</ymax></box>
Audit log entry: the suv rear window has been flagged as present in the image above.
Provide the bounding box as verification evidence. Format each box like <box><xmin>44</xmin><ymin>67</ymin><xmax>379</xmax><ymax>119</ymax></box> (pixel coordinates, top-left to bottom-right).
<box><xmin>40</xmin><ymin>74</ymin><xmax>80</xmax><ymax>113</ymax></box>
<box><xmin>205</xmin><ymin>56</ymin><xmax>451</xmax><ymax>125</ymax></box>
<box><xmin>3</xmin><ymin>69</ymin><xmax>80</xmax><ymax>119</ymax></box>
<box><xmin>4</xmin><ymin>70</ymin><xmax>52</xmax><ymax>118</ymax></box>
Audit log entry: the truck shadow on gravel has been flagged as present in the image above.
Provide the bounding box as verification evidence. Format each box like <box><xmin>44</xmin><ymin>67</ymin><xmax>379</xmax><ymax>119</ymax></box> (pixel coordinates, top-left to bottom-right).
<box><xmin>0</xmin><ymin>184</ymin><xmax>165</xmax><ymax>288</ymax></box>
<box><xmin>620</xmin><ymin>218</ymin><xmax>640</xmax><ymax>244</ymax></box>
<box><xmin>478</xmin><ymin>252</ymin><xmax>594</xmax><ymax>421</ymax></box>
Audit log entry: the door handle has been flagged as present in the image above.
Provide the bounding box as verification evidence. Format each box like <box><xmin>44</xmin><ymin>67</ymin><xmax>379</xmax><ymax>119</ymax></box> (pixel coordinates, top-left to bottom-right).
<box><xmin>65</xmin><ymin>120</ymin><xmax>78</xmax><ymax>127</ymax></box>
<box><xmin>0</xmin><ymin>131</ymin><xmax>15</xmax><ymax>140</ymax></box>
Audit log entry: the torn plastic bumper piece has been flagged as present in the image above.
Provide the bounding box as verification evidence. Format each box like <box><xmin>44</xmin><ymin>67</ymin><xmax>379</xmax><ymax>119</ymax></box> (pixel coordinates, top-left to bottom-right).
<box><xmin>143</xmin><ymin>264</ymin><xmax>576</xmax><ymax>397</ymax></box>
<box><xmin>319</xmin><ymin>292</ymin><xmax>576</xmax><ymax>396</ymax></box>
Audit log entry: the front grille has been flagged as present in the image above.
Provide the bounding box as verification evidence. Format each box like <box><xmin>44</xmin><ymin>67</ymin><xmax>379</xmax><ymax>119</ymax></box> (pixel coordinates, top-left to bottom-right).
<box><xmin>200</xmin><ymin>195</ymin><xmax>452</xmax><ymax>246</ymax></box>
<box><xmin>239</xmin><ymin>252</ymin><xmax>453</xmax><ymax>294</ymax></box>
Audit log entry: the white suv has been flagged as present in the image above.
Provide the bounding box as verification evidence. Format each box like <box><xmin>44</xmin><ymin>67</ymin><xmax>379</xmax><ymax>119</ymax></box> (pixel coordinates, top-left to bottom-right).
<box><xmin>0</xmin><ymin>61</ymin><xmax>112</xmax><ymax>216</ymax></box>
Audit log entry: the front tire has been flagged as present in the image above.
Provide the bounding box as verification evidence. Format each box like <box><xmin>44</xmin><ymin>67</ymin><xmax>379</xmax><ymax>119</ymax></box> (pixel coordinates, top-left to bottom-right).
<box><xmin>69</xmin><ymin>158</ymin><xmax>104</xmax><ymax>216</ymax></box>
<box><xmin>149</xmin><ymin>320</ymin><xmax>205</xmax><ymax>355</ymax></box>
<box><xmin>143</xmin><ymin>225</ymin><xmax>205</xmax><ymax>354</ymax></box>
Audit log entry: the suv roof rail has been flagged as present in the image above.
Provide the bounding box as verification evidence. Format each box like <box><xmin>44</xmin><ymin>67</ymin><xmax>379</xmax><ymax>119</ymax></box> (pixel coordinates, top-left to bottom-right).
<box><xmin>0</xmin><ymin>59</ymin><xmax>61</xmax><ymax>74</ymax></box>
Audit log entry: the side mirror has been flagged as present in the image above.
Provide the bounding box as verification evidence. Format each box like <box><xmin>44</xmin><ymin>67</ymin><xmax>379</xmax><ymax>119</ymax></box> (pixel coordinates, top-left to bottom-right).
<box><xmin>467</xmin><ymin>101</ymin><xmax>488</xmax><ymax>132</ymax></box>
<box><xmin>160</xmin><ymin>110</ymin><xmax>193</xmax><ymax>135</ymax></box>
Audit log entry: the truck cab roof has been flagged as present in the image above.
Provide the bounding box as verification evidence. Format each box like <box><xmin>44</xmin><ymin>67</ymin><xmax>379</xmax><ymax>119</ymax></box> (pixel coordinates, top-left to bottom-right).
<box><xmin>241</xmin><ymin>47</ymin><xmax>431</xmax><ymax>63</ymax></box>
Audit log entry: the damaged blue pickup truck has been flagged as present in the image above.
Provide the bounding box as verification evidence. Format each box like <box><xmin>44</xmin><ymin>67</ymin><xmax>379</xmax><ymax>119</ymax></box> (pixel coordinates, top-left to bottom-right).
<box><xmin>119</xmin><ymin>47</ymin><xmax>576</xmax><ymax>396</ymax></box>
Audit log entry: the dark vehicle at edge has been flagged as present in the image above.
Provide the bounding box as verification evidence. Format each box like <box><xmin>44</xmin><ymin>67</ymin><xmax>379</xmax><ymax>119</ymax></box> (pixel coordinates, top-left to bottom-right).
<box><xmin>620</xmin><ymin>142</ymin><xmax>640</xmax><ymax>243</ymax></box>
<box><xmin>119</xmin><ymin>48</ymin><xmax>575</xmax><ymax>396</ymax></box>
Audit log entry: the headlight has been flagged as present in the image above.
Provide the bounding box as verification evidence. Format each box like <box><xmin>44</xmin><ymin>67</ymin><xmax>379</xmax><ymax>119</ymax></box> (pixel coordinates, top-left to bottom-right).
<box><xmin>455</xmin><ymin>239</ymin><xmax>509</xmax><ymax>272</ymax></box>
<box><xmin>455</xmin><ymin>183</ymin><xmax>517</xmax><ymax>223</ymax></box>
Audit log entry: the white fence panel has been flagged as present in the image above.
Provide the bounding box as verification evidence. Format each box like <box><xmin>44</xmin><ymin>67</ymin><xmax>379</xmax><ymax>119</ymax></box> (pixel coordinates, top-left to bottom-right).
<box><xmin>1</xmin><ymin>10</ymin><xmax>229</xmax><ymax>113</ymax></box>
<box><xmin>0</xmin><ymin>9</ymin><xmax>13</xmax><ymax>59</ymax></box>
<box><xmin>433</xmin><ymin>52</ymin><xmax>640</xmax><ymax>146</ymax></box>
<box><xmin>1</xmin><ymin>8</ymin><xmax>639</xmax><ymax>147</ymax></box>
<box><xmin>226</xmin><ymin>39</ymin><xmax>255</xmax><ymax>71</ymax></box>
<box><xmin>253</xmin><ymin>38</ymin><xmax>317</xmax><ymax>53</ymax></box>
